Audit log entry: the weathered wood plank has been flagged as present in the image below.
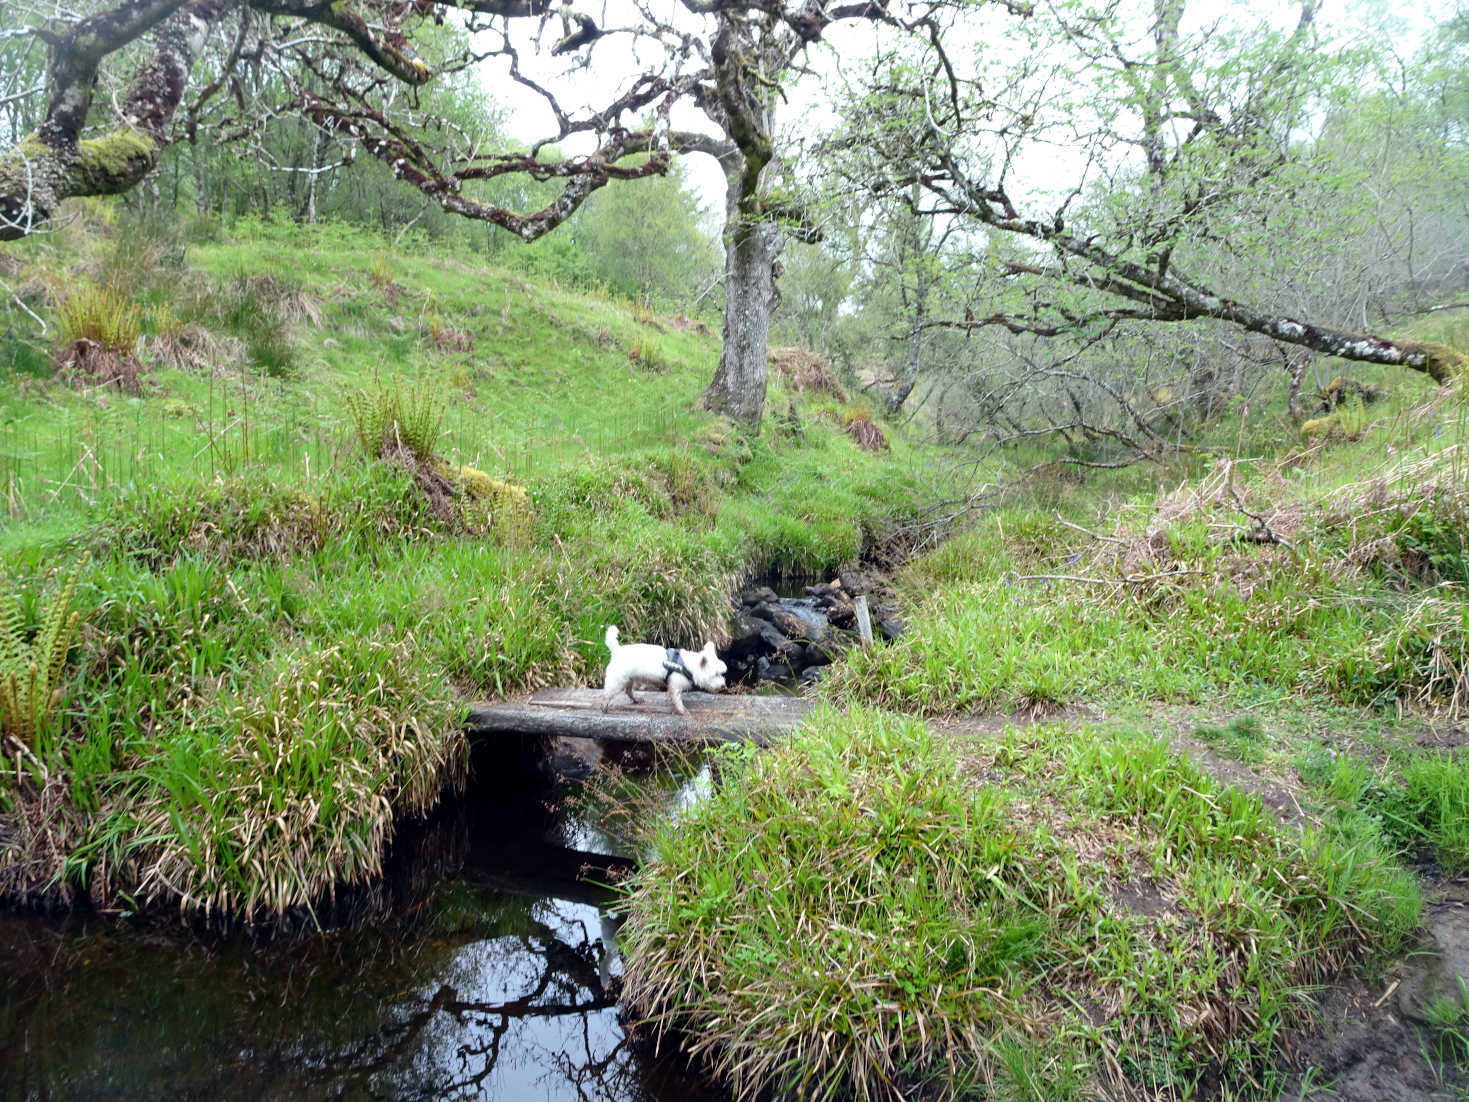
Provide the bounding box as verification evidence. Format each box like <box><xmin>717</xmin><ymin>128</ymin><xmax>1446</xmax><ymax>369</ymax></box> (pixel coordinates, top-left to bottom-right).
<box><xmin>526</xmin><ymin>687</ymin><xmax>811</xmax><ymax>715</ymax></box>
<box><xmin>466</xmin><ymin>688</ymin><xmax>815</xmax><ymax>744</ymax></box>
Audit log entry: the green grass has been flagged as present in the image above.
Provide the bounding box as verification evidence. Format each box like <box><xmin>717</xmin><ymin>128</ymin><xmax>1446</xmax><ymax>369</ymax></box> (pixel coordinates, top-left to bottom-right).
<box><xmin>0</xmin><ymin>214</ymin><xmax>945</xmax><ymax>917</ymax></box>
<box><xmin>3</xmin><ymin>210</ymin><xmax>1467</xmax><ymax>1095</ymax></box>
<box><xmin>620</xmin><ymin>707</ymin><xmax>1420</xmax><ymax>1101</ymax></box>
<box><xmin>1297</xmin><ymin>743</ymin><xmax>1469</xmax><ymax>874</ymax></box>
<box><xmin>828</xmin><ymin>395</ymin><xmax>1469</xmax><ymax>716</ymax></box>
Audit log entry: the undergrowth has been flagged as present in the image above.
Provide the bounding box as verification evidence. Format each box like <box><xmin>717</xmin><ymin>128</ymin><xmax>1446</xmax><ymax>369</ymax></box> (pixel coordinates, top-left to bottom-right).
<box><xmin>832</xmin><ymin>423</ymin><xmax>1469</xmax><ymax>717</ymax></box>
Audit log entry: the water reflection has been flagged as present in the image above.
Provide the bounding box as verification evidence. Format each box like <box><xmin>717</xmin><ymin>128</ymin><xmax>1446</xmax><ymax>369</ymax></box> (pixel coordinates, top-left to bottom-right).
<box><xmin>0</xmin><ymin>767</ymin><xmax>724</xmax><ymax>1102</ymax></box>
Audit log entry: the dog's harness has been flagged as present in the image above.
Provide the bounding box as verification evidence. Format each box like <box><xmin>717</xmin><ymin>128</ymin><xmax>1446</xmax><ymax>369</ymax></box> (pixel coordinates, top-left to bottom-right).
<box><xmin>662</xmin><ymin>648</ymin><xmax>696</xmax><ymax>687</ymax></box>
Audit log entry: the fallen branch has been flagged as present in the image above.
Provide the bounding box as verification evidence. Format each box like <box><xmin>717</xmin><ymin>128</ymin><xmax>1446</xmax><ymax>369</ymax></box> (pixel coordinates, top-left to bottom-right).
<box><xmin>1054</xmin><ymin>514</ymin><xmax>1127</xmax><ymax>545</ymax></box>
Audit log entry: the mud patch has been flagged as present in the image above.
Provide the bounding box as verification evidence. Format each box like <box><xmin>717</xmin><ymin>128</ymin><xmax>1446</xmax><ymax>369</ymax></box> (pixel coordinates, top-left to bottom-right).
<box><xmin>1164</xmin><ymin>731</ymin><xmax>1314</xmax><ymax>830</ymax></box>
<box><xmin>1413</xmin><ymin>723</ymin><xmax>1469</xmax><ymax>751</ymax></box>
<box><xmin>1287</xmin><ymin>881</ymin><xmax>1469</xmax><ymax>1102</ymax></box>
<box><xmin>1109</xmin><ymin>877</ymin><xmax>1176</xmax><ymax>919</ymax></box>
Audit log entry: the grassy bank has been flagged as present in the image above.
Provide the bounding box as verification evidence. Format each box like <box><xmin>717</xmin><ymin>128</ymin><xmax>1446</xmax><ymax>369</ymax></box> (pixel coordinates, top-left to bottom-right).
<box><xmin>0</xmin><ymin>212</ymin><xmax>943</xmax><ymax>917</ymax></box>
<box><xmin>621</xmin><ymin>708</ymin><xmax>1418</xmax><ymax>1101</ymax></box>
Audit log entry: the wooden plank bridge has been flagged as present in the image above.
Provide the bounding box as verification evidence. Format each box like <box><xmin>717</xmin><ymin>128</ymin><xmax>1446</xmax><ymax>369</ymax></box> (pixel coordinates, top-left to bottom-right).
<box><xmin>466</xmin><ymin>688</ymin><xmax>816</xmax><ymax>745</ymax></box>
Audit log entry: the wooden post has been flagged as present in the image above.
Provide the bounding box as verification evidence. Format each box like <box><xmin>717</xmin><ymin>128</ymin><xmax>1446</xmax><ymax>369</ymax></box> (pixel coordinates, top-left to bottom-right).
<box><xmin>855</xmin><ymin>594</ymin><xmax>874</xmax><ymax>648</ymax></box>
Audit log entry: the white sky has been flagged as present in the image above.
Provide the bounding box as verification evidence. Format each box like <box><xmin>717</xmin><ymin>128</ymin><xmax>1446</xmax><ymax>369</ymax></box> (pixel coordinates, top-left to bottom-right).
<box><xmin>477</xmin><ymin>0</ymin><xmax>1454</xmax><ymax>218</ymax></box>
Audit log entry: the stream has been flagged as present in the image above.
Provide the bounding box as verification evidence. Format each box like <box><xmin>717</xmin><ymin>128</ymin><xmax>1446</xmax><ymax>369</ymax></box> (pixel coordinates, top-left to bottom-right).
<box><xmin>0</xmin><ymin>753</ymin><xmax>725</xmax><ymax>1102</ymax></box>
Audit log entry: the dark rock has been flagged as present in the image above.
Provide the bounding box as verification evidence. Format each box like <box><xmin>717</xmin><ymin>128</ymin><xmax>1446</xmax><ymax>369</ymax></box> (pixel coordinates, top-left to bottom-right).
<box><xmin>723</xmin><ymin>614</ymin><xmax>793</xmax><ymax>663</ymax></box>
<box><xmin>739</xmin><ymin>585</ymin><xmax>779</xmax><ymax>607</ymax></box>
<box><xmin>801</xmin><ymin>641</ymin><xmax>837</xmax><ymax>667</ymax></box>
<box><xmin>878</xmin><ymin>617</ymin><xmax>906</xmax><ymax>641</ymax></box>
<box><xmin>826</xmin><ymin>601</ymin><xmax>857</xmax><ymax>630</ymax></box>
<box><xmin>805</xmin><ymin>582</ymin><xmax>842</xmax><ymax>601</ymax></box>
<box><xmin>765</xmin><ymin>607</ymin><xmax>816</xmax><ymax>641</ymax></box>
<box><xmin>838</xmin><ymin>569</ymin><xmax>870</xmax><ymax>596</ymax></box>
<box><xmin>763</xmin><ymin>659</ymin><xmax>795</xmax><ymax>682</ymax></box>
<box><xmin>799</xmin><ymin>666</ymin><xmax>825</xmax><ymax>684</ymax></box>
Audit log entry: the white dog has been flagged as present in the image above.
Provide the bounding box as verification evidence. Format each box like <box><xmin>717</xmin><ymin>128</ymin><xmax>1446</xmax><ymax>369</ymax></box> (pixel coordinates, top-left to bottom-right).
<box><xmin>601</xmin><ymin>625</ymin><xmax>727</xmax><ymax>715</ymax></box>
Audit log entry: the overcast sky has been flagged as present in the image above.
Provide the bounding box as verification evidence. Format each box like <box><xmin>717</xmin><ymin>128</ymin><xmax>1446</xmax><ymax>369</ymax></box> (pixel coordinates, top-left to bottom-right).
<box><xmin>478</xmin><ymin>0</ymin><xmax>1455</xmax><ymax>220</ymax></box>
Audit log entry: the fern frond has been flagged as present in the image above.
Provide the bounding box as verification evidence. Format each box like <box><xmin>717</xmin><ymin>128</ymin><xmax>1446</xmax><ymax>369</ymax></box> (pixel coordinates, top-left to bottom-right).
<box><xmin>0</xmin><ymin>671</ymin><xmax>21</xmax><ymax>741</ymax></box>
<box><xmin>38</xmin><ymin>553</ymin><xmax>86</xmax><ymax>697</ymax></box>
<box><xmin>0</xmin><ymin>578</ymin><xmax>23</xmax><ymax>673</ymax></box>
<box><xmin>0</xmin><ymin>554</ymin><xmax>88</xmax><ymax>750</ymax></box>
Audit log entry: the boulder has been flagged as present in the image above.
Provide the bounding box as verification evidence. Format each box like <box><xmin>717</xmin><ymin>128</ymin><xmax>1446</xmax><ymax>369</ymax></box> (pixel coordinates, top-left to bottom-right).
<box><xmin>763</xmin><ymin>659</ymin><xmax>795</xmax><ymax>683</ymax></box>
<box><xmin>739</xmin><ymin>584</ymin><xmax>779</xmax><ymax>607</ymax></box>
<box><xmin>801</xmin><ymin>641</ymin><xmax>837</xmax><ymax>668</ymax></box>
<box><xmin>823</xmin><ymin>596</ymin><xmax>857</xmax><ymax>630</ymax></box>
<box><xmin>748</xmin><ymin>602</ymin><xmax>818</xmax><ymax>641</ymax></box>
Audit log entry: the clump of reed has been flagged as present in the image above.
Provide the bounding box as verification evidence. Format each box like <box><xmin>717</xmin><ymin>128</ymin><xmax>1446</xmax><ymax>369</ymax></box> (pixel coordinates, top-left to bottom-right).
<box><xmin>97</xmin><ymin>635</ymin><xmax>463</xmax><ymax>918</ymax></box>
<box><xmin>216</xmin><ymin>269</ymin><xmax>317</xmax><ymax>378</ymax></box>
<box><xmin>627</xmin><ymin>335</ymin><xmax>666</xmax><ymax>372</ymax></box>
<box><xmin>620</xmin><ymin>708</ymin><xmax>1419</xmax><ymax>1101</ymax></box>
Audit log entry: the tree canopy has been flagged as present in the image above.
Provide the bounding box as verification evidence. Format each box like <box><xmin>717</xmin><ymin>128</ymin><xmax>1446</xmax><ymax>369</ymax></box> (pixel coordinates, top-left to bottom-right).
<box><xmin>2</xmin><ymin>0</ymin><xmax>1465</xmax><ymax>428</ymax></box>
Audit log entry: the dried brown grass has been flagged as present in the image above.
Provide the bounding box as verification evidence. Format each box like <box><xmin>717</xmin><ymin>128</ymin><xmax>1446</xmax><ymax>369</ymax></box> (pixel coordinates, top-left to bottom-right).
<box><xmin>53</xmin><ymin>339</ymin><xmax>146</xmax><ymax>394</ymax></box>
<box><xmin>770</xmin><ymin>346</ymin><xmax>847</xmax><ymax>399</ymax></box>
<box><xmin>237</xmin><ymin>272</ymin><xmax>323</xmax><ymax>328</ymax></box>
<box><xmin>845</xmin><ymin>409</ymin><xmax>889</xmax><ymax>452</ymax></box>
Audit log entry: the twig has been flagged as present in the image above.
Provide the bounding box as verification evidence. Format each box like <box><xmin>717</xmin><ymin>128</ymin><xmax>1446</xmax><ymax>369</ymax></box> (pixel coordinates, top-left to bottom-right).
<box><xmin>1015</xmin><ymin>573</ymin><xmax>1117</xmax><ymax>585</ymax></box>
<box><xmin>1054</xmin><ymin>513</ymin><xmax>1126</xmax><ymax>544</ymax></box>
<box><xmin>1372</xmin><ymin>978</ymin><xmax>1400</xmax><ymax>1009</ymax></box>
<box><xmin>0</xmin><ymin>274</ymin><xmax>46</xmax><ymax>335</ymax></box>
<box><xmin>1223</xmin><ymin>458</ymin><xmax>1295</xmax><ymax>551</ymax></box>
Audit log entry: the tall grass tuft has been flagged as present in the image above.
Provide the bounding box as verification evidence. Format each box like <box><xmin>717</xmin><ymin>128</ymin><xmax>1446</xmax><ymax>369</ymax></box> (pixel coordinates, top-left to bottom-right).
<box><xmin>57</xmin><ymin>282</ymin><xmax>143</xmax><ymax>352</ymax></box>
<box><xmin>621</xmin><ymin>711</ymin><xmax>1419</xmax><ymax>1101</ymax></box>
<box><xmin>90</xmin><ymin>634</ymin><xmax>463</xmax><ymax>918</ymax></box>
<box><xmin>53</xmin><ymin>282</ymin><xmax>145</xmax><ymax>392</ymax></box>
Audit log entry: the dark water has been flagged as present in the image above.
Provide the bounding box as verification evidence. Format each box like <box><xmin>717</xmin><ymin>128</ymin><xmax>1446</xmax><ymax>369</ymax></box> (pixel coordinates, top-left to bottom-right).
<box><xmin>0</xmin><ymin>757</ymin><xmax>724</xmax><ymax>1102</ymax></box>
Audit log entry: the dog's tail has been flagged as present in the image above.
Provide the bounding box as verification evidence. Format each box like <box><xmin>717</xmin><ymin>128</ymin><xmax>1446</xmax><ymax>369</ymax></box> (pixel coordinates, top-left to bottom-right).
<box><xmin>604</xmin><ymin>625</ymin><xmax>620</xmax><ymax>653</ymax></box>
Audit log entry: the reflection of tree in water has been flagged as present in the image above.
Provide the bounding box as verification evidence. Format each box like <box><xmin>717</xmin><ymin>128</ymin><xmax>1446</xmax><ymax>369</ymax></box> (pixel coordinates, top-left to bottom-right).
<box><xmin>315</xmin><ymin>909</ymin><xmax>649</xmax><ymax>1102</ymax></box>
<box><xmin>1</xmin><ymin>776</ymin><xmax>725</xmax><ymax>1102</ymax></box>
